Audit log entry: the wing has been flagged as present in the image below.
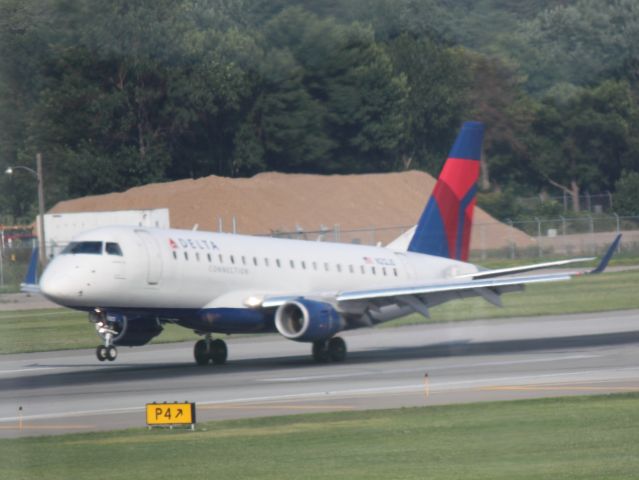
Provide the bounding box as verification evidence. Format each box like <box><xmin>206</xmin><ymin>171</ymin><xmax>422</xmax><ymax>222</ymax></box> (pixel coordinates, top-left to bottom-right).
<box><xmin>260</xmin><ymin>272</ymin><xmax>572</xmax><ymax>318</ymax></box>
<box><xmin>458</xmin><ymin>233</ymin><xmax>621</xmax><ymax>280</ymax></box>
<box><xmin>259</xmin><ymin>234</ymin><xmax>621</xmax><ymax>323</ymax></box>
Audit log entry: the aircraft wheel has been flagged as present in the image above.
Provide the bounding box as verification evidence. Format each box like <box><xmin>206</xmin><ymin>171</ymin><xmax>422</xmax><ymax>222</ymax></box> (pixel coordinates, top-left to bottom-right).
<box><xmin>312</xmin><ymin>341</ymin><xmax>330</xmax><ymax>363</ymax></box>
<box><xmin>106</xmin><ymin>345</ymin><xmax>118</xmax><ymax>362</ymax></box>
<box><xmin>96</xmin><ymin>345</ymin><xmax>107</xmax><ymax>362</ymax></box>
<box><xmin>194</xmin><ymin>339</ymin><xmax>210</xmax><ymax>366</ymax></box>
<box><xmin>210</xmin><ymin>339</ymin><xmax>228</xmax><ymax>365</ymax></box>
<box><xmin>328</xmin><ymin>337</ymin><xmax>347</xmax><ymax>362</ymax></box>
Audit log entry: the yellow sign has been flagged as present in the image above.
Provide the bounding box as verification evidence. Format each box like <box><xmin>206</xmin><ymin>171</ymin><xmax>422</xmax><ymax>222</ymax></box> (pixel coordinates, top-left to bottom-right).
<box><xmin>146</xmin><ymin>402</ymin><xmax>195</xmax><ymax>426</ymax></box>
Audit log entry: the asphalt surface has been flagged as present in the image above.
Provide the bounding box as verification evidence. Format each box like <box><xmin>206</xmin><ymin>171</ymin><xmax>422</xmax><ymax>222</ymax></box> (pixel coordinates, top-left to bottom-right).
<box><xmin>1</xmin><ymin>309</ymin><xmax>639</xmax><ymax>438</ymax></box>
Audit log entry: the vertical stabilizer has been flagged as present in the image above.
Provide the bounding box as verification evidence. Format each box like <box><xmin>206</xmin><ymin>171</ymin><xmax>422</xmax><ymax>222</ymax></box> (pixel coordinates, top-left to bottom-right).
<box><xmin>20</xmin><ymin>247</ymin><xmax>40</xmax><ymax>293</ymax></box>
<box><xmin>407</xmin><ymin>121</ymin><xmax>484</xmax><ymax>261</ymax></box>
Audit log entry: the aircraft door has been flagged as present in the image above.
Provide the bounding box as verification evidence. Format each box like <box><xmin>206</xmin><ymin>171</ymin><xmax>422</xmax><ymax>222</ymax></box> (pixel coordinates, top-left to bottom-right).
<box><xmin>135</xmin><ymin>230</ymin><xmax>163</xmax><ymax>285</ymax></box>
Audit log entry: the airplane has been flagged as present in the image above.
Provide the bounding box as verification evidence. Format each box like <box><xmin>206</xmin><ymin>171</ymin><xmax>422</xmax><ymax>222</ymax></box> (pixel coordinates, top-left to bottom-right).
<box><xmin>31</xmin><ymin>121</ymin><xmax>621</xmax><ymax>364</ymax></box>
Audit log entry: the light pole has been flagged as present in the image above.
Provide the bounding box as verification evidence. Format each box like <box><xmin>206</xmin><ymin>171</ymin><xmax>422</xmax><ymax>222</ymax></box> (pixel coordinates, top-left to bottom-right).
<box><xmin>5</xmin><ymin>153</ymin><xmax>47</xmax><ymax>266</ymax></box>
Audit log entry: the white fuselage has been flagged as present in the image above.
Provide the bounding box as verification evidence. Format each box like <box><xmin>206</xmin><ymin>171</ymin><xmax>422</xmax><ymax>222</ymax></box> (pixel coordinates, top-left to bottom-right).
<box><xmin>39</xmin><ymin>226</ymin><xmax>478</xmax><ymax>313</ymax></box>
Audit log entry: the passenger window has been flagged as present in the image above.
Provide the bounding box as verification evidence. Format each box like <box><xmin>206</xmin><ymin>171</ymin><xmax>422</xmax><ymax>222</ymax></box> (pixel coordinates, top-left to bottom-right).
<box><xmin>312</xmin><ymin>261</ymin><xmax>317</xmax><ymax>270</ymax></box>
<box><xmin>324</xmin><ymin>262</ymin><xmax>330</xmax><ymax>272</ymax></box>
<box><xmin>207</xmin><ymin>253</ymin><xmax>211</xmax><ymax>262</ymax></box>
<box><xmin>349</xmin><ymin>265</ymin><xmax>354</xmax><ymax>274</ymax></box>
<box><xmin>382</xmin><ymin>267</ymin><xmax>387</xmax><ymax>276</ymax></box>
<box><xmin>242</xmin><ymin>256</ymin><xmax>246</xmax><ymax>265</ymax></box>
<box><xmin>290</xmin><ymin>260</ymin><xmax>295</xmax><ymax>269</ymax></box>
<box><xmin>219</xmin><ymin>254</ymin><xmax>223</xmax><ymax>263</ymax></box>
<box><xmin>393</xmin><ymin>268</ymin><xmax>398</xmax><ymax>277</ymax></box>
<box><xmin>253</xmin><ymin>257</ymin><xmax>258</xmax><ymax>266</ymax></box>
<box><xmin>276</xmin><ymin>259</ymin><xmax>281</xmax><ymax>268</ymax></box>
<box><xmin>184</xmin><ymin>252</ymin><xmax>189</xmax><ymax>261</ymax></box>
<box><xmin>265</xmin><ymin>258</ymin><xmax>270</xmax><ymax>267</ymax></box>
<box><xmin>196</xmin><ymin>252</ymin><xmax>200</xmax><ymax>261</ymax></box>
<box><xmin>336</xmin><ymin>264</ymin><xmax>342</xmax><ymax>273</ymax></box>
<box><xmin>172</xmin><ymin>251</ymin><xmax>177</xmax><ymax>260</ymax></box>
<box><xmin>230</xmin><ymin>255</ymin><xmax>235</xmax><ymax>264</ymax></box>
<box><xmin>371</xmin><ymin>266</ymin><xmax>376</xmax><ymax>275</ymax></box>
<box><xmin>301</xmin><ymin>261</ymin><xmax>306</xmax><ymax>270</ymax></box>
<box><xmin>106</xmin><ymin>242</ymin><xmax>123</xmax><ymax>256</ymax></box>
<box><xmin>360</xmin><ymin>265</ymin><xmax>365</xmax><ymax>274</ymax></box>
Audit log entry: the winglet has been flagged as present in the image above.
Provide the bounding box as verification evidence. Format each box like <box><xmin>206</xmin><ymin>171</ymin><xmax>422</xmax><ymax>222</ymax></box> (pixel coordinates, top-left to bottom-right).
<box><xmin>20</xmin><ymin>247</ymin><xmax>40</xmax><ymax>294</ymax></box>
<box><xmin>589</xmin><ymin>234</ymin><xmax>622</xmax><ymax>274</ymax></box>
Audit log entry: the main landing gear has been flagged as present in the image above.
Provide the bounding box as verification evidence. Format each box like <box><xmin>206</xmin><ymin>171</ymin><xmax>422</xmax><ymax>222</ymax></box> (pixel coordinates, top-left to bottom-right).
<box><xmin>194</xmin><ymin>334</ymin><xmax>228</xmax><ymax>366</ymax></box>
<box><xmin>312</xmin><ymin>337</ymin><xmax>347</xmax><ymax>363</ymax></box>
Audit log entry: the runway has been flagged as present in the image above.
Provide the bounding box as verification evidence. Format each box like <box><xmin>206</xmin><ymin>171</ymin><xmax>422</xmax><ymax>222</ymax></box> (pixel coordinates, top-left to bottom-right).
<box><xmin>1</xmin><ymin>309</ymin><xmax>639</xmax><ymax>438</ymax></box>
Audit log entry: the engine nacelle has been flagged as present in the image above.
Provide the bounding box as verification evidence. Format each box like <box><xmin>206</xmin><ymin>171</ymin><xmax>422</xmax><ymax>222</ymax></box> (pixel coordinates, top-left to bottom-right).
<box><xmin>275</xmin><ymin>299</ymin><xmax>343</xmax><ymax>342</ymax></box>
<box><xmin>93</xmin><ymin>313</ymin><xmax>163</xmax><ymax>347</ymax></box>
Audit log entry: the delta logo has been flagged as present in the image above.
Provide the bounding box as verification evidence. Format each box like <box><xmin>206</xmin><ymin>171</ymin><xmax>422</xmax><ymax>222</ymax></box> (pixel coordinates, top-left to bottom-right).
<box><xmin>168</xmin><ymin>237</ymin><xmax>219</xmax><ymax>251</ymax></box>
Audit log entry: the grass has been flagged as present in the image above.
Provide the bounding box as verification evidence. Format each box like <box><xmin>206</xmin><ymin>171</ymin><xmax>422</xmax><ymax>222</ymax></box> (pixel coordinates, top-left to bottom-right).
<box><xmin>1</xmin><ymin>270</ymin><xmax>639</xmax><ymax>355</ymax></box>
<box><xmin>2</xmin><ymin>393</ymin><xmax>639</xmax><ymax>479</ymax></box>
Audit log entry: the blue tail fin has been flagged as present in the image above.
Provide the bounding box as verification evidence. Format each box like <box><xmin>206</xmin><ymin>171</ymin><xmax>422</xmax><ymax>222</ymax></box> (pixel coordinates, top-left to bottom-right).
<box><xmin>20</xmin><ymin>247</ymin><xmax>40</xmax><ymax>293</ymax></box>
<box><xmin>407</xmin><ymin>121</ymin><xmax>484</xmax><ymax>261</ymax></box>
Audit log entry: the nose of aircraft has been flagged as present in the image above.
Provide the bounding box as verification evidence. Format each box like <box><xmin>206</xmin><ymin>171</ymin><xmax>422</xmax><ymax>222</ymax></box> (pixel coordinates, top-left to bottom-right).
<box><xmin>39</xmin><ymin>264</ymin><xmax>74</xmax><ymax>305</ymax></box>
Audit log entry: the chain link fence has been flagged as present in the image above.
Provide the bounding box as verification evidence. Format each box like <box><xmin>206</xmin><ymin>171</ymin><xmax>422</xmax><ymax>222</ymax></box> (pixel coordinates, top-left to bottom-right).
<box><xmin>270</xmin><ymin>214</ymin><xmax>639</xmax><ymax>261</ymax></box>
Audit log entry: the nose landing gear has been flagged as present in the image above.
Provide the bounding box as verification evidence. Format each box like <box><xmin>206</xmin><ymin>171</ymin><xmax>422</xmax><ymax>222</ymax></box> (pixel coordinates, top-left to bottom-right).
<box><xmin>96</xmin><ymin>344</ymin><xmax>118</xmax><ymax>361</ymax></box>
<box><xmin>90</xmin><ymin>310</ymin><xmax>120</xmax><ymax>362</ymax></box>
<box><xmin>194</xmin><ymin>334</ymin><xmax>228</xmax><ymax>366</ymax></box>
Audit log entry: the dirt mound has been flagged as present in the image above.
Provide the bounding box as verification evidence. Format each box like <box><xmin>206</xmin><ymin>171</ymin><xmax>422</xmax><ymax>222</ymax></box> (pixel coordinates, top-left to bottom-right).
<box><xmin>49</xmin><ymin>170</ymin><xmax>534</xmax><ymax>250</ymax></box>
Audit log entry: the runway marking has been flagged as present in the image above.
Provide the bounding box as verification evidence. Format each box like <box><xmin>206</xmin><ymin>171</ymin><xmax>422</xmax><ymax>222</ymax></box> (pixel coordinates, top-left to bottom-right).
<box><xmin>199</xmin><ymin>404</ymin><xmax>355</xmax><ymax>411</ymax></box>
<box><xmin>3</xmin><ymin>366</ymin><xmax>639</xmax><ymax>426</ymax></box>
<box><xmin>258</xmin><ymin>354</ymin><xmax>601</xmax><ymax>383</ymax></box>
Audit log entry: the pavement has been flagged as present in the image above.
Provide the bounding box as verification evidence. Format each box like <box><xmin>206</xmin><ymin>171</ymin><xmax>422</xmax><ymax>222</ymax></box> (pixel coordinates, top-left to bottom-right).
<box><xmin>1</xmin><ymin>309</ymin><xmax>638</xmax><ymax>438</ymax></box>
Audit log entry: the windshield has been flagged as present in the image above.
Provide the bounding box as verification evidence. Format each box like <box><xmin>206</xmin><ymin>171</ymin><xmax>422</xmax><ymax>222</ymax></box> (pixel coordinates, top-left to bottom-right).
<box><xmin>61</xmin><ymin>241</ymin><xmax>103</xmax><ymax>255</ymax></box>
<box><xmin>106</xmin><ymin>242</ymin><xmax>123</xmax><ymax>256</ymax></box>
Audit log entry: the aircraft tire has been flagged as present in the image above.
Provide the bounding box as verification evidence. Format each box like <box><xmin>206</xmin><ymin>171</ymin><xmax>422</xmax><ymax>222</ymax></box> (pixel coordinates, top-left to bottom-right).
<box><xmin>210</xmin><ymin>339</ymin><xmax>228</xmax><ymax>365</ymax></box>
<box><xmin>312</xmin><ymin>341</ymin><xmax>331</xmax><ymax>363</ymax></box>
<box><xmin>194</xmin><ymin>339</ymin><xmax>210</xmax><ymax>366</ymax></box>
<box><xmin>106</xmin><ymin>345</ymin><xmax>118</xmax><ymax>361</ymax></box>
<box><xmin>96</xmin><ymin>345</ymin><xmax>107</xmax><ymax>362</ymax></box>
<box><xmin>328</xmin><ymin>337</ymin><xmax>347</xmax><ymax>362</ymax></box>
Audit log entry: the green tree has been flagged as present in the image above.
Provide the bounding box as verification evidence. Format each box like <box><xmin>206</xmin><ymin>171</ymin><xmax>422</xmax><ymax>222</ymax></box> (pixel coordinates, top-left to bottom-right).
<box><xmin>466</xmin><ymin>53</ymin><xmax>539</xmax><ymax>190</ymax></box>
<box><xmin>508</xmin><ymin>0</ymin><xmax>639</xmax><ymax>94</ymax></box>
<box><xmin>386</xmin><ymin>35</ymin><xmax>470</xmax><ymax>173</ymax></box>
<box><xmin>528</xmin><ymin>80</ymin><xmax>638</xmax><ymax>211</ymax></box>
<box><xmin>246</xmin><ymin>7</ymin><xmax>408</xmax><ymax>173</ymax></box>
<box><xmin>614</xmin><ymin>170</ymin><xmax>639</xmax><ymax>215</ymax></box>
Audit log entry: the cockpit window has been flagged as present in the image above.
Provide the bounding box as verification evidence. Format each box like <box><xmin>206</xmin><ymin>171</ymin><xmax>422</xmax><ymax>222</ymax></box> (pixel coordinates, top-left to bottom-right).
<box><xmin>62</xmin><ymin>241</ymin><xmax>103</xmax><ymax>255</ymax></box>
<box><xmin>106</xmin><ymin>242</ymin><xmax>123</xmax><ymax>256</ymax></box>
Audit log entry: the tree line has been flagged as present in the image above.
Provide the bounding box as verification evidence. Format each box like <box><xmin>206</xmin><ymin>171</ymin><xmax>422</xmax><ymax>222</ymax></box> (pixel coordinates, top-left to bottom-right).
<box><xmin>1</xmin><ymin>0</ymin><xmax>638</xmax><ymax>223</ymax></box>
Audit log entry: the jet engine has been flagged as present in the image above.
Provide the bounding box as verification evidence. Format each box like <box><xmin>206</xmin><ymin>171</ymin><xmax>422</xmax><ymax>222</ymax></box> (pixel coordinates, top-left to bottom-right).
<box><xmin>274</xmin><ymin>299</ymin><xmax>344</xmax><ymax>342</ymax></box>
<box><xmin>91</xmin><ymin>312</ymin><xmax>163</xmax><ymax>347</ymax></box>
